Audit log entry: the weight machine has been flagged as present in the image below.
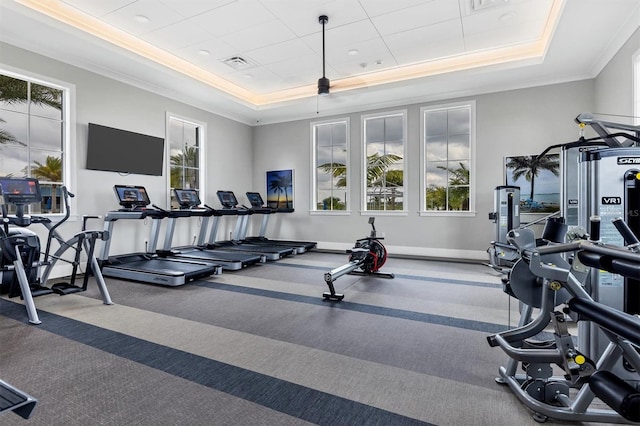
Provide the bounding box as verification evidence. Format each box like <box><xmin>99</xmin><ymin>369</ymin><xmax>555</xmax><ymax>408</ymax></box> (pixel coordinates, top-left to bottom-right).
<box><xmin>322</xmin><ymin>217</ymin><xmax>394</xmax><ymax>301</ymax></box>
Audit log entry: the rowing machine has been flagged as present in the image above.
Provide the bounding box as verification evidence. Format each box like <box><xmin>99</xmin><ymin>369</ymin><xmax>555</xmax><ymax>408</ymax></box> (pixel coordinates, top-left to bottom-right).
<box><xmin>322</xmin><ymin>217</ymin><xmax>394</xmax><ymax>301</ymax></box>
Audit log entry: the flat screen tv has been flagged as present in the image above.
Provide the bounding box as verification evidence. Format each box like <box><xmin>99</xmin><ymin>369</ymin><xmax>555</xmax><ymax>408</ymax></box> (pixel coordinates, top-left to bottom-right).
<box><xmin>86</xmin><ymin>123</ymin><xmax>165</xmax><ymax>176</ymax></box>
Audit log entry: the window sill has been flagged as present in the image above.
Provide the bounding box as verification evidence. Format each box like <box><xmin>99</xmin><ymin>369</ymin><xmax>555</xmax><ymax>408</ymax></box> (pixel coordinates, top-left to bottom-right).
<box><xmin>310</xmin><ymin>210</ymin><xmax>352</xmax><ymax>216</ymax></box>
<box><xmin>419</xmin><ymin>211</ymin><xmax>477</xmax><ymax>217</ymax></box>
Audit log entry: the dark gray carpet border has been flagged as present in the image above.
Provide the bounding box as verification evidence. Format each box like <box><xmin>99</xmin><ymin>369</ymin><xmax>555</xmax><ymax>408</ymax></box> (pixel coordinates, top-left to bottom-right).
<box><xmin>272</xmin><ymin>262</ymin><xmax>499</xmax><ymax>288</ymax></box>
<box><xmin>194</xmin><ymin>281</ymin><xmax>509</xmax><ymax>334</ymax></box>
<box><xmin>0</xmin><ymin>299</ymin><xmax>434</xmax><ymax>426</ymax></box>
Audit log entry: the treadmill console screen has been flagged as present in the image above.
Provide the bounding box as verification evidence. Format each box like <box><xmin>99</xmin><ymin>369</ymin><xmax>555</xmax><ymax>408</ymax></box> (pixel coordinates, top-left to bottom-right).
<box><xmin>173</xmin><ymin>188</ymin><xmax>201</xmax><ymax>208</ymax></box>
<box><xmin>245</xmin><ymin>192</ymin><xmax>264</xmax><ymax>208</ymax></box>
<box><xmin>114</xmin><ymin>185</ymin><xmax>151</xmax><ymax>209</ymax></box>
<box><xmin>0</xmin><ymin>177</ymin><xmax>42</xmax><ymax>205</ymax></box>
<box><xmin>217</xmin><ymin>191</ymin><xmax>238</xmax><ymax>209</ymax></box>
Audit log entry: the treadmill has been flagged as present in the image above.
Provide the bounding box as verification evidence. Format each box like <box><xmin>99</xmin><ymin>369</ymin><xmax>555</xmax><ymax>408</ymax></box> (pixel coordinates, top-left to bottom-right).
<box><xmin>99</xmin><ymin>185</ymin><xmax>221</xmax><ymax>286</ymax></box>
<box><xmin>156</xmin><ymin>188</ymin><xmax>265</xmax><ymax>271</ymax></box>
<box><xmin>242</xmin><ymin>191</ymin><xmax>316</xmax><ymax>253</ymax></box>
<box><xmin>211</xmin><ymin>191</ymin><xmax>293</xmax><ymax>260</ymax></box>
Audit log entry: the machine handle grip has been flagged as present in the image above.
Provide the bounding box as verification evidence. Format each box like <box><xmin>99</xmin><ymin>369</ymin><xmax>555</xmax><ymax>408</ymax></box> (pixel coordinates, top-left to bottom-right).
<box><xmin>612</xmin><ymin>217</ymin><xmax>640</xmax><ymax>246</ymax></box>
<box><xmin>589</xmin><ymin>215</ymin><xmax>600</xmax><ymax>242</ymax></box>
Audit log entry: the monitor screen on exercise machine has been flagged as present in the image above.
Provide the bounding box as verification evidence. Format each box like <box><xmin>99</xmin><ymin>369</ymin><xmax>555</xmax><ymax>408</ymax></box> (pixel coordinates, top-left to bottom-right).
<box><xmin>173</xmin><ymin>188</ymin><xmax>201</xmax><ymax>208</ymax></box>
<box><xmin>216</xmin><ymin>191</ymin><xmax>238</xmax><ymax>209</ymax></box>
<box><xmin>113</xmin><ymin>185</ymin><xmax>151</xmax><ymax>209</ymax></box>
<box><xmin>245</xmin><ymin>192</ymin><xmax>265</xmax><ymax>208</ymax></box>
<box><xmin>0</xmin><ymin>177</ymin><xmax>42</xmax><ymax>205</ymax></box>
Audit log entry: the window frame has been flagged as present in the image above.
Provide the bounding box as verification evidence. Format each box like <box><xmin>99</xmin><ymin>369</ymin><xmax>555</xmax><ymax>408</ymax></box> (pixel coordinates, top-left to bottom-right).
<box><xmin>0</xmin><ymin>65</ymin><xmax>75</xmax><ymax>218</ymax></box>
<box><xmin>361</xmin><ymin>110</ymin><xmax>408</xmax><ymax>215</ymax></box>
<box><xmin>420</xmin><ymin>100</ymin><xmax>476</xmax><ymax>217</ymax></box>
<box><xmin>165</xmin><ymin>112</ymin><xmax>206</xmax><ymax>207</ymax></box>
<box><xmin>310</xmin><ymin>117</ymin><xmax>350</xmax><ymax>215</ymax></box>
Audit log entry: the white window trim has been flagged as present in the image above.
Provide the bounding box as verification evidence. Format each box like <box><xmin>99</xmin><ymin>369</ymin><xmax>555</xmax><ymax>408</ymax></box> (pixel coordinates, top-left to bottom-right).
<box><xmin>0</xmin><ymin>63</ymin><xmax>76</xmax><ymax>219</ymax></box>
<box><xmin>165</xmin><ymin>112</ymin><xmax>206</xmax><ymax>207</ymax></box>
<box><xmin>310</xmin><ymin>117</ymin><xmax>351</xmax><ymax>214</ymax></box>
<box><xmin>361</xmin><ymin>109</ymin><xmax>408</xmax><ymax>215</ymax></box>
<box><xmin>420</xmin><ymin>100</ymin><xmax>476</xmax><ymax>217</ymax></box>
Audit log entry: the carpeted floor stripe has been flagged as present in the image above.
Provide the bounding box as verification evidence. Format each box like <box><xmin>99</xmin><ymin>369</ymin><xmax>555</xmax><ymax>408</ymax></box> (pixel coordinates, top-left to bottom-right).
<box><xmin>0</xmin><ymin>298</ymin><xmax>435</xmax><ymax>426</ymax></box>
<box><xmin>193</xmin><ymin>281</ymin><xmax>509</xmax><ymax>334</ymax></box>
<box><xmin>272</xmin><ymin>261</ymin><xmax>499</xmax><ymax>287</ymax></box>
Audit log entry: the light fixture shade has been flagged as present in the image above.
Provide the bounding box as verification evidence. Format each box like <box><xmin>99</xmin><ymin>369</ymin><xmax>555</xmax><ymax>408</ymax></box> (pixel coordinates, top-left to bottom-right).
<box><xmin>318</xmin><ymin>76</ymin><xmax>330</xmax><ymax>96</ymax></box>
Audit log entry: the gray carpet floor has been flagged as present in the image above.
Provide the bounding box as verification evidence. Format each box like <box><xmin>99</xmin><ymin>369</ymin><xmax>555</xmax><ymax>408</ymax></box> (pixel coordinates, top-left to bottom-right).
<box><xmin>0</xmin><ymin>252</ymin><xmax>595</xmax><ymax>425</ymax></box>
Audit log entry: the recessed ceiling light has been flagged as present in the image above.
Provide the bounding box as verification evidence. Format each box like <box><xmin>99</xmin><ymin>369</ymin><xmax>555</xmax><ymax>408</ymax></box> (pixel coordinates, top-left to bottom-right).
<box><xmin>198</xmin><ymin>49</ymin><xmax>210</xmax><ymax>56</ymax></box>
<box><xmin>348</xmin><ymin>49</ymin><xmax>359</xmax><ymax>56</ymax></box>
<box><xmin>134</xmin><ymin>14</ymin><xmax>149</xmax><ymax>23</ymax></box>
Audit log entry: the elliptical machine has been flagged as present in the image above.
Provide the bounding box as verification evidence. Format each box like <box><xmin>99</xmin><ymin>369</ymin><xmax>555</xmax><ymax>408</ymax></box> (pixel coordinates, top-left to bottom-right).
<box><xmin>322</xmin><ymin>217</ymin><xmax>394</xmax><ymax>301</ymax></box>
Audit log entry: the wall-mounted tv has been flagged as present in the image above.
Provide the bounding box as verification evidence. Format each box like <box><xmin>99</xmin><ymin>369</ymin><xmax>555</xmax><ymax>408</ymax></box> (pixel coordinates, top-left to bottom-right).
<box><xmin>86</xmin><ymin>123</ymin><xmax>165</xmax><ymax>176</ymax></box>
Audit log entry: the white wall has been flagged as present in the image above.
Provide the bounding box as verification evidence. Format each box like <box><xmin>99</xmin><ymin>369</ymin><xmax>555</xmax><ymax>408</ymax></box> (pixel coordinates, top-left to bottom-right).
<box><xmin>253</xmin><ymin>80</ymin><xmax>595</xmax><ymax>260</ymax></box>
<box><xmin>594</xmin><ymin>28</ymin><xmax>640</xmax><ymax>117</ymax></box>
<box><xmin>1</xmin><ymin>42</ymin><xmax>254</xmax><ymax>258</ymax></box>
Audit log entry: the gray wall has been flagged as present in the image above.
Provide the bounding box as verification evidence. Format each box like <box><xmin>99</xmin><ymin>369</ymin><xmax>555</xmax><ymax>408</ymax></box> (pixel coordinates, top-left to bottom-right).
<box><xmin>253</xmin><ymin>81</ymin><xmax>595</xmax><ymax>259</ymax></box>
<box><xmin>594</xmin><ymin>27</ymin><xmax>640</xmax><ymax>117</ymax></box>
<box><xmin>1</xmin><ymin>42</ymin><xmax>254</xmax><ymax>256</ymax></box>
<box><xmin>3</xmin><ymin>24</ymin><xmax>638</xmax><ymax>262</ymax></box>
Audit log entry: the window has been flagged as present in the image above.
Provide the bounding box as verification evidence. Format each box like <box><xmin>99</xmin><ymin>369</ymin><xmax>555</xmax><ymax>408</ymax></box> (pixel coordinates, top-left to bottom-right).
<box><xmin>167</xmin><ymin>114</ymin><xmax>205</xmax><ymax>208</ymax></box>
<box><xmin>0</xmin><ymin>72</ymin><xmax>68</xmax><ymax>214</ymax></box>
<box><xmin>422</xmin><ymin>101</ymin><xmax>475</xmax><ymax>214</ymax></box>
<box><xmin>362</xmin><ymin>111</ymin><xmax>406</xmax><ymax>212</ymax></box>
<box><xmin>312</xmin><ymin>119</ymin><xmax>349</xmax><ymax>212</ymax></box>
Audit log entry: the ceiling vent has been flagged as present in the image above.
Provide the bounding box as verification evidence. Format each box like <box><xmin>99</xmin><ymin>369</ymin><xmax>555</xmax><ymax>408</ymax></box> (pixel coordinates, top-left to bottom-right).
<box><xmin>222</xmin><ymin>56</ymin><xmax>253</xmax><ymax>70</ymax></box>
<box><xmin>470</xmin><ymin>0</ymin><xmax>508</xmax><ymax>12</ymax></box>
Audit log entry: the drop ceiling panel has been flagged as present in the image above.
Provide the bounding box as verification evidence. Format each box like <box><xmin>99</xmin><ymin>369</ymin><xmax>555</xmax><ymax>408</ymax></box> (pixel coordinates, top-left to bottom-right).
<box><xmin>302</xmin><ymin>19</ymin><xmax>381</xmax><ymax>58</ymax></box>
<box><xmin>101</xmin><ymin>0</ymin><xmax>187</xmax><ymax>36</ymax></box>
<box><xmin>157</xmin><ymin>0</ymin><xmax>238</xmax><ymax>19</ymax></box>
<box><xmin>371</xmin><ymin>0</ymin><xmax>461</xmax><ymax>36</ymax></box>
<box><xmin>464</xmin><ymin>20</ymin><xmax>546</xmax><ymax>51</ymax></box>
<box><xmin>60</xmin><ymin>0</ymin><xmax>135</xmax><ymax>17</ymax></box>
<box><xmin>220</xmin><ymin>19</ymin><xmax>297</xmax><ymax>52</ymax></box>
<box><xmin>259</xmin><ymin>0</ymin><xmax>369</xmax><ymax>37</ymax></box>
<box><xmin>139</xmin><ymin>19</ymin><xmax>213</xmax><ymax>51</ymax></box>
<box><xmin>246</xmin><ymin>39</ymin><xmax>317</xmax><ymax>67</ymax></box>
<box><xmin>357</xmin><ymin>0</ymin><xmax>436</xmax><ymax>17</ymax></box>
<box><xmin>188</xmin><ymin>0</ymin><xmax>276</xmax><ymax>38</ymax></box>
<box><xmin>384</xmin><ymin>19</ymin><xmax>465</xmax><ymax>64</ymax></box>
<box><xmin>460</xmin><ymin>0</ymin><xmax>553</xmax><ymax>37</ymax></box>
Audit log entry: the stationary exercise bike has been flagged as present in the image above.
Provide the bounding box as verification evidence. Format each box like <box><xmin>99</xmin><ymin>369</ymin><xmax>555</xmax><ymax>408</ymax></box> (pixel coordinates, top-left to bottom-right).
<box><xmin>322</xmin><ymin>217</ymin><xmax>394</xmax><ymax>301</ymax></box>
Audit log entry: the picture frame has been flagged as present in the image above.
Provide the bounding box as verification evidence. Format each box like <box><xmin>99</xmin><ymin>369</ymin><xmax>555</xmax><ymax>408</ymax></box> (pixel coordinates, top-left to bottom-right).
<box><xmin>266</xmin><ymin>169</ymin><xmax>294</xmax><ymax>209</ymax></box>
<box><xmin>504</xmin><ymin>154</ymin><xmax>560</xmax><ymax>213</ymax></box>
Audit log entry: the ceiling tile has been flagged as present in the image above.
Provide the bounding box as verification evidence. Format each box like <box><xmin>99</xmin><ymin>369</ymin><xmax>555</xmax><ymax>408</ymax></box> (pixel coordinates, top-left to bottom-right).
<box><xmin>384</xmin><ymin>19</ymin><xmax>465</xmax><ymax>65</ymax></box>
<box><xmin>301</xmin><ymin>19</ymin><xmax>381</xmax><ymax>56</ymax></box>
<box><xmin>158</xmin><ymin>0</ymin><xmax>238</xmax><ymax>19</ymax></box>
<box><xmin>220</xmin><ymin>19</ymin><xmax>297</xmax><ymax>53</ymax></box>
<box><xmin>464</xmin><ymin>19</ymin><xmax>546</xmax><ymax>51</ymax></box>
<box><xmin>139</xmin><ymin>19</ymin><xmax>212</xmax><ymax>51</ymax></box>
<box><xmin>188</xmin><ymin>0</ymin><xmax>275</xmax><ymax>38</ymax></box>
<box><xmin>246</xmin><ymin>39</ymin><xmax>317</xmax><ymax>66</ymax></box>
<box><xmin>371</xmin><ymin>0</ymin><xmax>461</xmax><ymax>36</ymax></box>
<box><xmin>101</xmin><ymin>0</ymin><xmax>187</xmax><ymax>36</ymax></box>
<box><xmin>357</xmin><ymin>0</ymin><xmax>437</xmax><ymax>17</ymax></box>
<box><xmin>60</xmin><ymin>0</ymin><xmax>135</xmax><ymax>17</ymax></box>
<box><xmin>328</xmin><ymin>38</ymin><xmax>398</xmax><ymax>76</ymax></box>
<box><xmin>461</xmin><ymin>0</ymin><xmax>553</xmax><ymax>36</ymax></box>
<box><xmin>260</xmin><ymin>0</ymin><xmax>368</xmax><ymax>37</ymax></box>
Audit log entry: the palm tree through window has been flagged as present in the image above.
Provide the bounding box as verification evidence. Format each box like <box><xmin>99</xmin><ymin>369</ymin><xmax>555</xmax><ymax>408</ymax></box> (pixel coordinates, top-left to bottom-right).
<box><xmin>0</xmin><ymin>74</ymin><xmax>65</xmax><ymax>214</ymax></box>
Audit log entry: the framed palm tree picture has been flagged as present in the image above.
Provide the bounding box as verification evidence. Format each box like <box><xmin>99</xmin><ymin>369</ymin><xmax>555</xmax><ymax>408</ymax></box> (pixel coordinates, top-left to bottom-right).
<box><xmin>504</xmin><ymin>154</ymin><xmax>560</xmax><ymax>213</ymax></box>
<box><xmin>266</xmin><ymin>169</ymin><xmax>294</xmax><ymax>210</ymax></box>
